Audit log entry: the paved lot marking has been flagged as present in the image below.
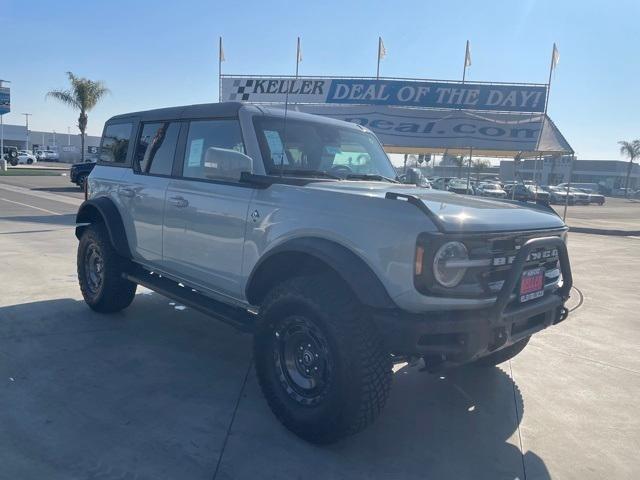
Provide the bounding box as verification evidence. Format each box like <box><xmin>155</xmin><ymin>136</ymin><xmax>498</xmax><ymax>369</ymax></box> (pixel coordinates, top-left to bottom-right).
<box><xmin>0</xmin><ymin>182</ymin><xmax>82</xmax><ymax>207</ymax></box>
<box><xmin>0</xmin><ymin>196</ymin><xmax>63</xmax><ymax>216</ymax></box>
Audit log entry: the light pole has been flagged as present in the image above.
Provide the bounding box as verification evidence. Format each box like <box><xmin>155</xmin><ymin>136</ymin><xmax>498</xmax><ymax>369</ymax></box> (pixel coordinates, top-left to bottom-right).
<box><xmin>52</xmin><ymin>130</ymin><xmax>57</xmax><ymax>147</ymax></box>
<box><xmin>67</xmin><ymin>127</ymin><xmax>71</xmax><ymax>146</ymax></box>
<box><xmin>22</xmin><ymin>113</ymin><xmax>32</xmax><ymax>151</ymax></box>
<box><xmin>0</xmin><ymin>79</ymin><xmax>10</xmax><ymax>163</ymax></box>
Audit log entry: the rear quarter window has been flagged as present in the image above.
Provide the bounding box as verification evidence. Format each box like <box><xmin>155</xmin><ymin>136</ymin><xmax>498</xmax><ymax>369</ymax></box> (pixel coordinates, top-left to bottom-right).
<box><xmin>100</xmin><ymin>123</ymin><xmax>133</xmax><ymax>165</ymax></box>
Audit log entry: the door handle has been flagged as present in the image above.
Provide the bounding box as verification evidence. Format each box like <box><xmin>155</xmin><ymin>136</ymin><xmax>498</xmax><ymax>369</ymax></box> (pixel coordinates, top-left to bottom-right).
<box><xmin>168</xmin><ymin>196</ymin><xmax>189</xmax><ymax>208</ymax></box>
<box><xmin>119</xmin><ymin>187</ymin><xmax>136</xmax><ymax>198</ymax></box>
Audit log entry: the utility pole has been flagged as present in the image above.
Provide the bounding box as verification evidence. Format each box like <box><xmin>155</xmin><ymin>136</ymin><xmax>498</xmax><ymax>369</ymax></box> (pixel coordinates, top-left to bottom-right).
<box><xmin>22</xmin><ymin>113</ymin><xmax>32</xmax><ymax>151</ymax></box>
<box><xmin>0</xmin><ymin>79</ymin><xmax>10</xmax><ymax>164</ymax></box>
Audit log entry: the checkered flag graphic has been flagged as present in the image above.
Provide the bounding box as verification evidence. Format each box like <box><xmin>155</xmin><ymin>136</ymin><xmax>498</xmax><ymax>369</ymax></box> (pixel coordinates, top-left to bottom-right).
<box><xmin>228</xmin><ymin>79</ymin><xmax>254</xmax><ymax>101</ymax></box>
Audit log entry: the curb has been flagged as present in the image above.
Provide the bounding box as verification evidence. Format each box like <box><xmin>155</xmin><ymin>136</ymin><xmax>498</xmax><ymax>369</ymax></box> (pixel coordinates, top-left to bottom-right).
<box><xmin>569</xmin><ymin>226</ymin><xmax>640</xmax><ymax>237</ymax></box>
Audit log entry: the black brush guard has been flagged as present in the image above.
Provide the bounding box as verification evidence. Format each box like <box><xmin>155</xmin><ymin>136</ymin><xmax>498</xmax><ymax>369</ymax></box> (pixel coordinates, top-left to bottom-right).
<box><xmin>372</xmin><ymin>236</ymin><xmax>573</xmax><ymax>364</ymax></box>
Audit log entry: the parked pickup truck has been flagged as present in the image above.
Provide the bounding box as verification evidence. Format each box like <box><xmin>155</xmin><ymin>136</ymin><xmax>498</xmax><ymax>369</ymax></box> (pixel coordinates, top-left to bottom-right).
<box><xmin>75</xmin><ymin>102</ymin><xmax>573</xmax><ymax>444</ymax></box>
<box><xmin>69</xmin><ymin>160</ymin><xmax>96</xmax><ymax>189</ymax></box>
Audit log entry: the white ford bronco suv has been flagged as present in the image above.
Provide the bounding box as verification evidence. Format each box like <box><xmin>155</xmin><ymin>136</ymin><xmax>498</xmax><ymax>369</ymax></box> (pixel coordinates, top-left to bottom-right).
<box><xmin>75</xmin><ymin>102</ymin><xmax>572</xmax><ymax>444</ymax></box>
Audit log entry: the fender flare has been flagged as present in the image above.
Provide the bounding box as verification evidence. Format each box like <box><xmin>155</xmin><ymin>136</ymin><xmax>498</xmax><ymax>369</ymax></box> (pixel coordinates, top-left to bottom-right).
<box><xmin>75</xmin><ymin>197</ymin><xmax>132</xmax><ymax>258</ymax></box>
<box><xmin>245</xmin><ymin>237</ymin><xmax>396</xmax><ymax>309</ymax></box>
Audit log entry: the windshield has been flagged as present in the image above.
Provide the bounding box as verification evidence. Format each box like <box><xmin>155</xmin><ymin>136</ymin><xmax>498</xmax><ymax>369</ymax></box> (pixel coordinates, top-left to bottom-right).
<box><xmin>253</xmin><ymin>116</ymin><xmax>397</xmax><ymax>179</ymax></box>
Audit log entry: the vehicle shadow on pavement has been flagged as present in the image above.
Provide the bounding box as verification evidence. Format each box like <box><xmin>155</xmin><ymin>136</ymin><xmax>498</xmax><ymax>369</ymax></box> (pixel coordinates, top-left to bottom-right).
<box><xmin>31</xmin><ymin>186</ymin><xmax>83</xmax><ymax>194</ymax></box>
<box><xmin>216</xmin><ymin>360</ymin><xmax>552</xmax><ymax>480</ymax></box>
<box><xmin>0</xmin><ymin>214</ymin><xmax>76</xmax><ymax>227</ymax></box>
<box><xmin>0</xmin><ymin>294</ymin><xmax>551</xmax><ymax>480</ymax></box>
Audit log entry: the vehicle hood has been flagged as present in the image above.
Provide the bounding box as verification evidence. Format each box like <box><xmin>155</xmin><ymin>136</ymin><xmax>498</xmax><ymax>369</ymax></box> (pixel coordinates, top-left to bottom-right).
<box><xmin>307</xmin><ymin>181</ymin><xmax>566</xmax><ymax>233</ymax></box>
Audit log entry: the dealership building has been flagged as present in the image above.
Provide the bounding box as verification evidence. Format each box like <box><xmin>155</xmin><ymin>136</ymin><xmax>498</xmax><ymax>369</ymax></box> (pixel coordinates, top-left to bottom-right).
<box><xmin>1</xmin><ymin>123</ymin><xmax>101</xmax><ymax>163</ymax></box>
<box><xmin>499</xmin><ymin>157</ymin><xmax>640</xmax><ymax>192</ymax></box>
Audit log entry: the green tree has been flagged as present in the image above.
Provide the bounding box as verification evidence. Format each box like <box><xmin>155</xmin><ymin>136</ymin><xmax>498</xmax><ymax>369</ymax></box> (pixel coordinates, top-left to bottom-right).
<box><xmin>47</xmin><ymin>72</ymin><xmax>110</xmax><ymax>162</ymax></box>
<box><xmin>472</xmin><ymin>159</ymin><xmax>491</xmax><ymax>183</ymax></box>
<box><xmin>618</xmin><ymin>140</ymin><xmax>640</xmax><ymax>197</ymax></box>
<box><xmin>451</xmin><ymin>155</ymin><xmax>466</xmax><ymax>177</ymax></box>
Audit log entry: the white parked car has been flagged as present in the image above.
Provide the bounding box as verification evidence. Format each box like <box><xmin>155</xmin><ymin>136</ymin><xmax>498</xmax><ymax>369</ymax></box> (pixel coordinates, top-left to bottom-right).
<box><xmin>477</xmin><ymin>182</ymin><xmax>507</xmax><ymax>198</ymax></box>
<box><xmin>17</xmin><ymin>151</ymin><xmax>38</xmax><ymax>165</ymax></box>
<box><xmin>35</xmin><ymin>149</ymin><xmax>59</xmax><ymax>161</ymax></box>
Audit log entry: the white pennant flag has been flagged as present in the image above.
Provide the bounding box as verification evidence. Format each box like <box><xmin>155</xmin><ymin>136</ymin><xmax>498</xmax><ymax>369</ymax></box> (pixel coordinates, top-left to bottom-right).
<box><xmin>297</xmin><ymin>37</ymin><xmax>303</xmax><ymax>64</ymax></box>
<box><xmin>464</xmin><ymin>40</ymin><xmax>472</xmax><ymax>67</ymax></box>
<box><xmin>378</xmin><ymin>37</ymin><xmax>387</xmax><ymax>60</ymax></box>
<box><xmin>551</xmin><ymin>43</ymin><xmax>560</xmax><ymax>69</ymax></box>
<box><xmin>219</xmin><ymin>37</ymin><xmax>225</xmax><ymax>62</ymax></box>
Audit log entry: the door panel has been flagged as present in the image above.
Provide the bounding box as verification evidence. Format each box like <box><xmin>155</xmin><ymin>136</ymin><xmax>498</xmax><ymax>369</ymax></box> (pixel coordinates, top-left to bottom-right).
<box><xmin>118</xmin><ymin>121</ymin><xmax>180</xmax><ymax>262</ymax></box>
<box><xmin>163</xmin><ymin>178</ymin><xmax>253</xmax><ymax>298</ymax></box>
<box><xmin>162</xmin><ymin>118</ymin><xmax>252</xmax><ymax>298</ymax></box>
<box><xmin>118</xmin><ymin>169</ymin><xmax>169</xmax><ymax>262</ymax></box>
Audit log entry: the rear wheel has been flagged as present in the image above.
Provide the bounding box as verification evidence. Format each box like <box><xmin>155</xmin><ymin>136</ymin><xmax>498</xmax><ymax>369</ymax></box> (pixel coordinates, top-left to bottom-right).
<box><xmin>27</xmin><ymin>158</ymin><xmax>33</xmax><ymax>164</ymax></box>
<box><xmin>474</xmin><ymin>337</ymin><xmax>530</xmax><ymax>367</ymax></box>
<box><xmin>77</xmin><ymin>174</ymin><xmax>87</xmax><ymax>190</ymax></box>
<box><xmin>77</xmin><ymin>223</ymin><xmax>136</xmax><ymax>313</ymax></box>
<box><xmin>254</xmin><ymin>275</ymin><xmax>391</xmax><ymax>444</ymax></box>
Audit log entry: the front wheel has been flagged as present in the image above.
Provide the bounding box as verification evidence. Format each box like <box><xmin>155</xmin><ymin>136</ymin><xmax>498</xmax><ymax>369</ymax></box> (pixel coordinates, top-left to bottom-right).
<box><xmin>254</xmin><ymin>275</ymin><xmax>391</xmax><ymax>444</ymax></box>
<box><xmin>474</xmin><ymin>337</ymin><xmax>530</xmax><ymax>367</ymax></box>
<box><xmin>77</xmin><ymin>223</ymin><xmax>136</xmax><ymax>313</ymax></box>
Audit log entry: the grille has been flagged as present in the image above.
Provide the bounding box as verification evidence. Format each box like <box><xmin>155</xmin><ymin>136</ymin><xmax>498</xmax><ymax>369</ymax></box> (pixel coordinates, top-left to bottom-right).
<box><xmin>479</xmin><ymin>233</ymin><xmax>563</xmax><ymax>296</ymax></box>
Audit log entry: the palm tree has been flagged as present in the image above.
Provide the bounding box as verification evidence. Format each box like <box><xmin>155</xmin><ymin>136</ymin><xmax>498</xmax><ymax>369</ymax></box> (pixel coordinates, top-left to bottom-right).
<box><xmin>47</xmin><ymin>72</ymin><xmax>109</xmax><ymax>162</ymax></box>
<box><xmin>618</xmin><ymin>140</ymin><xmax>640</xmax><ymax>197</ymax></box>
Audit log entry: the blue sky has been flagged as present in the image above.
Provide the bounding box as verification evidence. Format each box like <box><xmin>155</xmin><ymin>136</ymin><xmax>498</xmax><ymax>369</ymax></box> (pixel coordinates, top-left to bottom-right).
<box><xmin>2</xmin><ymin>0</ymin><xmax>639</xmax><ymax>159</ymax></box>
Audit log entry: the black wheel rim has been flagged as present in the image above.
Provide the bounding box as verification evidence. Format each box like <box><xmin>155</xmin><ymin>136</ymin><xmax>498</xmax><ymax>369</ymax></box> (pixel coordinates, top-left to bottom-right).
<box><xmin>84</xmin><ymin>242</ymin><xmax>104</xmax><ymax>295</ymax></box>
<box><xmin>273</xmin><ymin>315</ymin><xmax>333</xmax><ymax>406</ymax></box>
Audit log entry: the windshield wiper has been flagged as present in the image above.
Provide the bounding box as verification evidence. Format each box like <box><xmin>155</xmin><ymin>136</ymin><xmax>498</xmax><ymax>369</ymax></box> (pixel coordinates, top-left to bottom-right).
<box><xmin>276</xmin><ymin>169</ymin><xmax>341</xmax><ymax>179</ymax></box>
<box><xmin>346</xmin><ymin>173</ymin><xmax>399</xmax><ymax>183</ymax></box>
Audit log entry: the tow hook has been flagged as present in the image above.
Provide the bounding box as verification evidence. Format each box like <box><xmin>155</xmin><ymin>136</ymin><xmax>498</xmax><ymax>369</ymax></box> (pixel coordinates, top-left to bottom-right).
<box><xmin>555</xmin><ymin>306</ymin><xmax>569</xmax><ymax>324</ymax></box>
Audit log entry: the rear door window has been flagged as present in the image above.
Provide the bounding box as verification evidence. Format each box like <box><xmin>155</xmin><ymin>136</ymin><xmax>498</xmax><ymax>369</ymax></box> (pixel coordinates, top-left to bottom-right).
<box><xmin>100</xmin><ymin>123</ymin><xmax>132</xmax><ymax>164</ymax></box>
<box><xmin>134</xmin><ymin>122</ymin><xmax>181</xmax><ymax>176</ymax></box>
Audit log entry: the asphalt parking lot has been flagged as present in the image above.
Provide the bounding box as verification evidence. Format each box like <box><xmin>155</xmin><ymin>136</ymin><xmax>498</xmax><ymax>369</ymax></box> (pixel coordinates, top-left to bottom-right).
<box><xmin>1</xmin><ymin>174</ymin><xmax>639</xmax><ymax>479</ymax></box>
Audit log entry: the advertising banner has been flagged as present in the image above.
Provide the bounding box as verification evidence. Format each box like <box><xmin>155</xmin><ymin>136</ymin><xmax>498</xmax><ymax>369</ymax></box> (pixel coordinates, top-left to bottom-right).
<box><xmin>292</xmin><ymin>105</ymin><xmax>572</xmax><ymax>154</ymax></box>
<box><xmin>0</xmin><ymin>86</ymin><xmax>10</xmax><ymax>115</ymax></box>
<box><xmin>221</xmin><ymin>76</ymin><xmax>547</xmax><ymax>113</ymax></box>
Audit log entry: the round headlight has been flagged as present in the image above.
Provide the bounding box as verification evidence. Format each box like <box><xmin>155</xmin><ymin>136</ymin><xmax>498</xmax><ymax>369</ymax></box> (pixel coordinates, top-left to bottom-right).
<box><xmin>433</xmin><ymin>241</ymin><xmax>468</xmax><ymax>287</ymax></box>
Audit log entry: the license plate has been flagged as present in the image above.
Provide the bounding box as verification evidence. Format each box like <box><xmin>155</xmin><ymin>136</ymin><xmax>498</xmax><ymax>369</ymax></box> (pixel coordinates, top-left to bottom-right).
<box><xmin>519</xmin><ymin>267</ymin><xmax>544</xmax><ymax>303</ymax></box>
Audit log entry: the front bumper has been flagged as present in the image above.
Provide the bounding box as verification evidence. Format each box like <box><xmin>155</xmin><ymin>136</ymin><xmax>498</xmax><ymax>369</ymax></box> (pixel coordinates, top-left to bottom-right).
<box><xmin>372</xmin><ymin>236</ymin><xmax>572</xmax><ymax>366</ymax></box>
<box><xmin>373</xmin><ymin>292</ymin><xmax>568</xmax><ymax>365</ymax></box>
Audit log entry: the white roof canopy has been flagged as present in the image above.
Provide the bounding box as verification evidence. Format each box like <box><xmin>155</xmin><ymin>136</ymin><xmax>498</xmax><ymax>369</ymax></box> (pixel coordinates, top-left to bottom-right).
<box><xmin>291</xmin><ymin>104</ymin><xmax>573</xmax><ymax>158</ymax></box>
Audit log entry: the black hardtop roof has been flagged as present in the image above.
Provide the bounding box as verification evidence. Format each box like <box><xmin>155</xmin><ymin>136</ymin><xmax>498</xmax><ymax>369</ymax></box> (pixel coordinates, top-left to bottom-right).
<box><xmin>104</xmin><ymin>102</ymin><xmax>367</xmax><ymax>133</ymax></box>
<box><xmin>106</xmin><ymin>102</ymin><xmax>245</xmax><ymax>123</ymax></box>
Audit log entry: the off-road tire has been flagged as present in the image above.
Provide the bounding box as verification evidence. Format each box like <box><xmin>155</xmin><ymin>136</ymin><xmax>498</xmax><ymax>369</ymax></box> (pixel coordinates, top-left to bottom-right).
<box><xmin>9</xmin><ymin>158</ymin><xmax>18</xmax><ymax>166</ymax></box>
<box><xmin>254</xmin><ymin>275</ymin><xmax>392</xmax><ymax>444</ymax></box>
<box><xmin>77</xmin><ymin>223</ymin><xmax>136</xmax><ymax>313</ymax></box>
<box><xmin>474</xmin><ymin>337</ymin><xmax>530</xmax><ymax>367</ymax></box>
<box><xmin>77</xmin><ymin>174</ymin><xmax>87</xmax><ymax>190</ymax></box>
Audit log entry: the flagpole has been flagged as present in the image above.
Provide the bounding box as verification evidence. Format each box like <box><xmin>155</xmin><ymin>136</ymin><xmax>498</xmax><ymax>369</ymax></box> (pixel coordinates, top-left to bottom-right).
<box><xmin>376</xmin><ymin>37</ymin><xmax>381</xmax><ymax>79</ymax></box>
<box><xmin>218</xmin><ymin>36</ymin><xmax>223</xmax><ymax>102</ymax></box>
<box><xmin>296</xmin><ymin>36</ymin><xmax>301</xmax><ymax>77</ymax></box>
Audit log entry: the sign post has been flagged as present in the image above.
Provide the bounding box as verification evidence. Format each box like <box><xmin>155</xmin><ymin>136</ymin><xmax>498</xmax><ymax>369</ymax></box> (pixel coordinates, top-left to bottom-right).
<box><xmin>0</xmin><ymin>81</ymin><xmax>10</xmax><ymax>164</ymax></box>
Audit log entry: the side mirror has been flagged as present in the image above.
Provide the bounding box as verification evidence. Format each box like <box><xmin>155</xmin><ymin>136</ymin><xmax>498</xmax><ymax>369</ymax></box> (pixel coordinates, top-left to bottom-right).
<box><xmin>203</xmin><ymin>147</ymin><xmax>253</xmax><ymax>181</ymax></box>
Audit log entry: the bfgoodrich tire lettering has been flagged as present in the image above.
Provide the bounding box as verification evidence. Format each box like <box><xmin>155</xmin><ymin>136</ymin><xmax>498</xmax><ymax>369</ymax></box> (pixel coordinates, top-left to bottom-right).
<box><xmin>254</xmin><ymin>275</ymin><xmax>391</xmax><ymax>444</ymax></box>
<box><xmin>77</xmin><ymin>223</ymin><xmax>136</xmax><ymax>313</ymax></box>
